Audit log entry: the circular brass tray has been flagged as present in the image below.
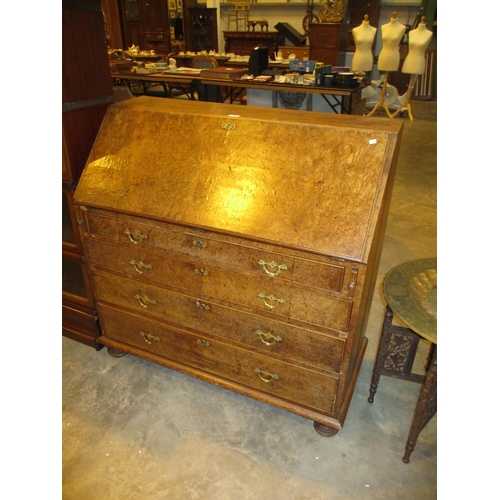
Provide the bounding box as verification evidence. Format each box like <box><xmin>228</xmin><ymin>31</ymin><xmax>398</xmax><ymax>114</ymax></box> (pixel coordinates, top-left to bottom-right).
<box><xmin>383</xmin><ymin>258</ymin><xmax>437</xmax><ymax>344</ymax></box>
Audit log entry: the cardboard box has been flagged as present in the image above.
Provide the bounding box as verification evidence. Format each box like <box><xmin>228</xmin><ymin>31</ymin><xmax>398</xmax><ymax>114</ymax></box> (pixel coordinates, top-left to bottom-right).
<box><xmin>289</xmin><ymin>60</ymin><xmax>316</xmax><ymax>73</ymax></box>
<box><xmin>200</xmin><ymin>67</ymin><xmax>249</xmax><ymax>80</ymax></box>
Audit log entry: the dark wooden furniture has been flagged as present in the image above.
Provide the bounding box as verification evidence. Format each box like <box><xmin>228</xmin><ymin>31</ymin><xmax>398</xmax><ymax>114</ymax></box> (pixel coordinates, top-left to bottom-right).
<box><xmin>185</xmin><ymin>7</ymin><xmax>219</xmax><ymax>53</ymax></box>
<box><xmin>118</xmin><ymin>0</ymin><xmax>170</xmax><ymax>54</ymax></box>
<box><xmin>344</xmin><ymin>0</ymin><xmax>381</xmax><ymax>52</ymax></box>
<box><xmin>308</xmin><ymin>23</ymin><xmax>349</xmax><ymax>66</ymax></box>
<box><xmin>74</xmin><ymin>97</ymin><xmax>403</xmax><ymax>436</ymax></box>
<box><xmin>277</xmin><ymin>46</ymin><xmax>310</xmax><ymax>61</ymax></box>
<box><xmin>368</xmin><ymin>258</ymin><xmax>437</xmax><ymax>463</ymax></box>
<box><xmin>62</xmin><ymin>0</ymin><xmax>113</xmax><ymax>348</ymax></box>
<box><xmin>223</xmin><ymin>30</ymin><xmax>283</xmax><ymax>56</ymax></box>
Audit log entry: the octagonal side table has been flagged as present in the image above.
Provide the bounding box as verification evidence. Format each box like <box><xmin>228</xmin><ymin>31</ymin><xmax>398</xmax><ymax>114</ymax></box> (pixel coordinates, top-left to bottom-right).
<box><xmin>368</xmin><ymin>258</ymin><xmax>437</xmax><ymax>463</ymax></box>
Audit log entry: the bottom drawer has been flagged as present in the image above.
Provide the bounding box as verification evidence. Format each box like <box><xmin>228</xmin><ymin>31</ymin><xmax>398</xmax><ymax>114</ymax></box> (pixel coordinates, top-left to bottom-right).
<box><xmin>99</xmin><ymin>304</ymin><xmax>338</xmax><ymax>413</ymax></box>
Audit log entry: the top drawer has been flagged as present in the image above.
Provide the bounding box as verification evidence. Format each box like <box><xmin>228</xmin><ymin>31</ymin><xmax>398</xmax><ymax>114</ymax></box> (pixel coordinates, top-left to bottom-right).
<box><xmin>79</xmin><ymin>208</ymin><xmax>357</xmax><ymax>296</ymax></box>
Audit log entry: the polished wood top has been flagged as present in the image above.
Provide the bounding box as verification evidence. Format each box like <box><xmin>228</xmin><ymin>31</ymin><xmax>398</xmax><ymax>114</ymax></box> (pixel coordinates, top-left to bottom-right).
<box><xmin>74</xmin><ymin>97</ymin><xmax>403</xmax><ymax>262</ymax></box>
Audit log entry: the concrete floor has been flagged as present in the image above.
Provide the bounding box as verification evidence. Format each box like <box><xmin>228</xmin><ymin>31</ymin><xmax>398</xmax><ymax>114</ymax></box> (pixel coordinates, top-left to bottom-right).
<box><xmin>62</xmin><ymin>100</ymin><xmax>437</xmax><ymax>499</ymax></box>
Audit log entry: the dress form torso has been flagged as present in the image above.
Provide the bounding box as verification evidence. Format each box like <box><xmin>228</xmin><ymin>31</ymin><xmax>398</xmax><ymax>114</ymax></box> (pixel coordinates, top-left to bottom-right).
<box><xmin>378</xmin><ymin>16</ymin><xmax>406</xmax><ymax>72</ymax></box>
<box><xmin>402</xmin><ymin>21</ymin><xmax>433</xmax><ymax>74</ymax></box>
<box><xmin>352</xmin><ymin>17</ymin><xmax>377</xmax><ymax>72</ymax></box>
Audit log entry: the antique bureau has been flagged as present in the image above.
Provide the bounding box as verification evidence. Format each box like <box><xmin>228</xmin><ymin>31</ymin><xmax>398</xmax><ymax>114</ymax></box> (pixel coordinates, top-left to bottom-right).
<box><xmin>74</xmin><ymin>97</ymin><xmax>403</xmax><ymax>436</ymax></box>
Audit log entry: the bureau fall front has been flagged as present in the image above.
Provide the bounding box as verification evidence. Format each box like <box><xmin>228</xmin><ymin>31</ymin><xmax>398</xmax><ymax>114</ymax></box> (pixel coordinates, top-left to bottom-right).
<box><xmin>74</xmin><ymin>97</ymin><xmax>403</xmax><ymax>436</ymax></box>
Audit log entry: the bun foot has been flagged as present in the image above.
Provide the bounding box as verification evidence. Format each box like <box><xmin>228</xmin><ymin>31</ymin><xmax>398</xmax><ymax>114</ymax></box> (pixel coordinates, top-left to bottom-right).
<box><xmin>314</xmin><ymin>421</ymin><xmax>340</xmax><ymax>437</ymax></box>
<box><xmin>107</xmin><ymin>347</ymin><xmax>127</xmax><ymax>358</ymax></box>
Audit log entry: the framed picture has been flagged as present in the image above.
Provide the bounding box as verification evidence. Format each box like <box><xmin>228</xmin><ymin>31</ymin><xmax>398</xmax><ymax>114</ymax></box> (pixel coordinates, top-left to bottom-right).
<box><xmin>168</xmin><ymin>0</ymin><xmax>175</xmax><ymax>9</ymax></box>
<box><xmin>177</xmin><ymin>0</ymin><xmax>182</xmax><ymax>9</ymax></box>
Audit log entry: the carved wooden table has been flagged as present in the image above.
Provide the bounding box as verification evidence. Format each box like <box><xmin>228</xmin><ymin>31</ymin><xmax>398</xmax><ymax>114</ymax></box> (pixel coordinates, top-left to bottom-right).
<box><xmin>368</xmin><ymin>258</ymin><xmax>437</xmax><ymax>463</ymax></box>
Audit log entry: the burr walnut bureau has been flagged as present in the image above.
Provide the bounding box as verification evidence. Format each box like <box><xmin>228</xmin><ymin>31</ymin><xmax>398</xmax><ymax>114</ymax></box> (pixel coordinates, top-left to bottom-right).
<box><xmin>74</xmin><ymin>97</ymin><xmax>403</xmax><ymax>436</ymax></box>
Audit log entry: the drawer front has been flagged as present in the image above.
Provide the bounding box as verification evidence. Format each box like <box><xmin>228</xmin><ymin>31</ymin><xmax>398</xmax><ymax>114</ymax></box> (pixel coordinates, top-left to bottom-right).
<box><xmin>91</xmin><ymin>263</ymin><xmax>352</xmax><ymax>333</ymax></box>
<box><xmin>98</xmin><ymin>304</ymin><xmax>338</xmax><ymax>412</ymax></box>
<box><xmin>83</xmin><ymin>210</ymin><xmax>348</xmax><ymax>294</ymax></box>
<box><xmin>92</xmin><ymin>272</ymin><xmax>345</xmax><ymax>372</ymax></box>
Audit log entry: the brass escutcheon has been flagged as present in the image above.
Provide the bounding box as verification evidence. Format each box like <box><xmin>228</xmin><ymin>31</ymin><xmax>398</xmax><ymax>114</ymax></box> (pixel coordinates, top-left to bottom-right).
<box><xmin>221</xmin><ymin>123</ymin><xmax>236</xmax><ymax>130</ymax></box>
<box><xmin>257</xmin><ymin>293</ymin><xmax>285</xmax><ymax>309</ymax></box>
<box><xmin>257</xmin><ymin>260</ymin><xmax>288</xmax><ymax>277</ymax></box>
<box><xmin>134</xmin><ymin>294</ymin><xmax>157</xmax><ymax>308</ymax></box>
<box><xmin>124</xmin><ymin>228</ymin><xmax>148</xmax><ymax>245</ymax></box>
<box><xmin>254</xmin><ymin>368</ymin><xmax>279</xmax><ymax>383</ymax></box>
<box><xmin>140</xmin><ymin>331</ymin><xmax>160</xmax><ymax>344</ymax></box>
<box><xmin>192</xmin><ymin>240</ymin><xmax>207</xmax><ymax>248</ymax></box>
<box><xmin>129</xmin><ymin>260</ymin><xmax>152</xmax><ymax>274</ymax></box>
<box><xmin>255</xmin><ymin>330</ymin><xmax>282</xmax><ymax>346</ymax></box>
<box><xmin>194</xmin><ymin>268</ymin><xmax>208</xmax><ymax>276</ymax></box>
<box><xmin>196</xmin><ymin>301</ymin><xmax>210</xmax><ymax>311</ymax></box>
<box><xmin>197</xmin><ymin>339</ymin><xmax>210</xmax><ymax>347</ymax></box>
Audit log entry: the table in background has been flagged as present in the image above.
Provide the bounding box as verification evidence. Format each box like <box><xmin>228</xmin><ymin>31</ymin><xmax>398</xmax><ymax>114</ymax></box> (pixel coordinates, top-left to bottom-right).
<box><xmin>111</xmin><ymin>70</ymin><xmax>199</xmax><ymax>99</ymax></box>
<box><xmin>111</xmin><ymin>70</ymin><xmax>365</xmax><ymax>115</ymax></box>
<box><xmin>199</xmin><ymin>77</ymin><xmax>365</xmax><ymax>115</ymax></box>
<box><xmin>368</xmin><ymin>258</ymin><xmax>437</xmax><ymax>463</ymax></box>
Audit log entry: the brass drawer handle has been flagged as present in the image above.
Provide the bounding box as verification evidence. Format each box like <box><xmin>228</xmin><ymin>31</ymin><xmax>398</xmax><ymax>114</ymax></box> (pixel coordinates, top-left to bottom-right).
<box><xmin>257</xmin><ymin>293</ymin><xmax>285</xmax><ymax>309</ymax></box>
<box><xmin>221</xmin><ymin>122</ymin><xmax>236</xmax><ymax>130</ymax></box>
<box><xmin>140</xmin><ymin>331</ymin><xmax>160</xmax><ymax>344</ymax></box>
<box><xmin>124</xmin><ymin>228</ymin><xmax>148</xmax><ymax>245</ymax></box>
<box><xmin>254</xmin><ymin>368</ymin><xmax>279</xmax><ymax>383</ymax></box>
<box><xmin>134</xmin><ymin>294</ymin><xmax>157</xmax><ymax>308</ymax></box>
<box><xmin>129</xmin><ymin>260</ymin><xmax>152</xmax><ymax>274</ymax></box>
<box><xmin>196</xmin><ymin>301</ymin><xmax>210</xmax><ymax>311</ymax></box>
<box><xmin>197</xmin><ymin>339</ymin><xmax>210</xmax><ymax>347</ymax></box>
<box><xmin>255</xmin><ymin>330</ymin><xmax>282</xmax><ymax>346</ymax></box>
<box><xmin>257</xmin><ymin>260</ymin><xmax>288</xmax><ymax>277</ymax></box>
<box><xmin>194</xmin><ymin>268</ymin><xmax>208</xmax><ymax>276</ymax></box>
<box><xmin>192</xmin><ymin>240</ymin><xmax>207</xmax><ymax>248</ymax></box>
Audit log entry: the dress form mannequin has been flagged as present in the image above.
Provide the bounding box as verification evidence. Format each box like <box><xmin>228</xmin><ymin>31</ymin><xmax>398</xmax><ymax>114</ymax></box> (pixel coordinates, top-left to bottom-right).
<box><xmin>352</xmin><ymin>15</ymin><xmax>377</xmax><ymax>72</ymax></box>
<box><xmin>367</xmin><ymin>12</ymin><xmax>406</xmax><ymax>118</ymax></box>
<box><xmin>392</xmin><ymin>17</ymin><xmax>433</xmax><ymax>120</ymax></box>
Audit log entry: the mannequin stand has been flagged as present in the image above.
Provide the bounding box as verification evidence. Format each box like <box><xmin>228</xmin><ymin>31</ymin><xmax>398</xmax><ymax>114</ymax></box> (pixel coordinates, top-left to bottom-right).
<box><xmin>391</xmin><ymin>74</ymin><xmax>418</xmax><ymax>121</ymax></box>
<box><xmin>366</xmin><ymin>73</ymin><xmax>393</xmax><ymax>118</ymax></box>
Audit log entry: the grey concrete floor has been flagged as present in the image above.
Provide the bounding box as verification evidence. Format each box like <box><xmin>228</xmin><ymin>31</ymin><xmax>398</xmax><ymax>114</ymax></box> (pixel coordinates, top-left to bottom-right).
<box><xmin>62</xmin><ymin>100</ymin><xmax>437</xmax><ymax>499</ymax></box>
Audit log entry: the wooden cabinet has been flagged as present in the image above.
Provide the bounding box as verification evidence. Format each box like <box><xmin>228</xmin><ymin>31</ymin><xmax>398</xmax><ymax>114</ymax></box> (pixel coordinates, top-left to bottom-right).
<box><xmin>344</xmin><ymin>0</ymin><xmax>381</xmax><ymax>51</ymax></box>
<box><xmin>74</xmin><ymin>97</ymin><xmax>403</xmax><ymax>435</ymax></box>
<box><xmin>309</xmin><ymin>23</ymin><xmax>348</xmax><ymax>66</ymax></box>
<box><xmin>62</xmin><ymin>0</ymin><xmax>113</xmax><ymax>348</ymax></box>
<box><xmin>119</xmin><ymin>0</ymin><xmax>170</xmax><ymax>54</ymax></box>
<box><xmin>224</xmin><ymin>31</ymin><xmax>283</xmax><ymax>56</ymax></box>
<box><xmin>185</xmin><ymin>7</ymin><xmax>218</xmax><ymax>53</ymax></box>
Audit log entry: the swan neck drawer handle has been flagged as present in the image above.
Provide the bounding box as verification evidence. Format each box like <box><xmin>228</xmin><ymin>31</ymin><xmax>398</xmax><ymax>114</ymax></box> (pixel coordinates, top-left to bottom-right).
<box><xmin>254</xmin><ymin>368</ymin><xmax>279</xmax><ymax>383</ymax></box>
<box><xmin>134</xmin><ymin>294</ymin><xmax>157</xmax><ymax>308</ymax></box>
<box><xmin>255</xmin><ymin>330</ymin><xmax>282</xmax><ymax>346</ymax></box>
<box><xmin>257</xmin><ymin>260</ymin><xmax>288</xmax><ymax>277</ymax></box>
<box><xmin>140</xmin><ymin>331</ymin><xmax>160</xmax><ymax>344</ymax></box>
<box><xmin>124</xmin><ymin>228</ymin><xmax>148</xmax><ymax>245</ymax></box>
<box><xmin>129</xmin><ymin>260</ymin><xmax>152</xmax><ymax>274</ymax></box>
<box><xmin>257</xmin><ymin>293</ymin><xmax>285</xmax><ymax>309</ymax></box>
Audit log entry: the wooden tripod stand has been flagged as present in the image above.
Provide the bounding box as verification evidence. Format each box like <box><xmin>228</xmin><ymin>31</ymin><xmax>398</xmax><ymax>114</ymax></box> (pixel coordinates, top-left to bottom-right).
<box><xmin>366</xmin><ymin>73</ymin><xmax>393</xmax><ymax>118</ymax></box>
<box><xmin>391</xmin><ymin>74</ymin><xmax>418</xmax><ymax>121</ymax></box>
